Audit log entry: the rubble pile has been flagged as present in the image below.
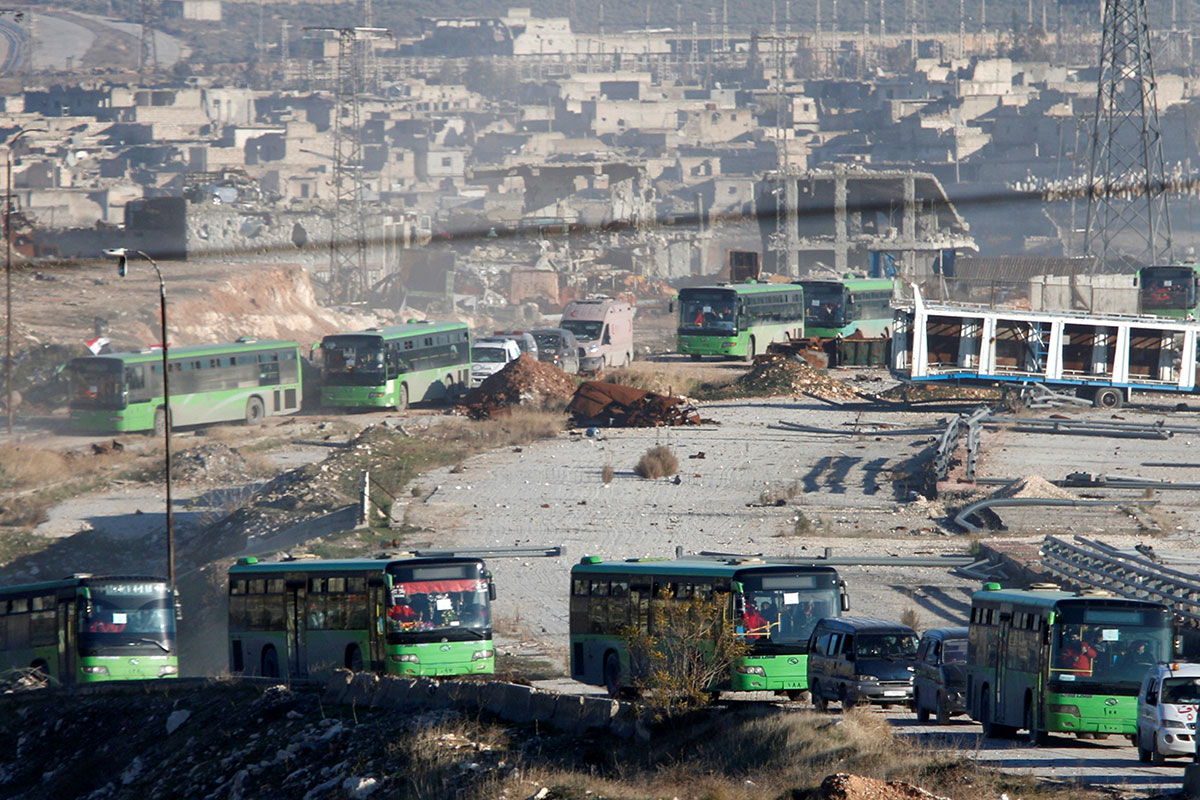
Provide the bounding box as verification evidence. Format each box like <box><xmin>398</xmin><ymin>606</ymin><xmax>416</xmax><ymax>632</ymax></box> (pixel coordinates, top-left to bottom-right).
<box><xmin>878</xmin><ymin>382</ymin><xmax>1002</xmax><ymax>402</ymax></box>
<box><xmin>727</xmin><ymin>353</ymin><xmax>859</xmax><ymax>401</ymax></box>
<box><xmin>458</xmin><ymin>354</ymin><xmax>577</xmax><ymax>419</ymax></box>
<box><xmin>984</xmin><ymin>474</ymin><xmax>1076</xmax><ymax>502</ymax></box>
<box><xmin>806</xmin><ymin>774</ymin><xmax>953</xmax><ymax>800</ymax></box>
<box><xmin>171</xmin><ymin>443</ymin><xmax>253</xmax><ymax>484</ymax></box>
<box><xmin>567</xmin><ymin>380</ymin><xmax>707</xmax><ymax>427</ymax></box>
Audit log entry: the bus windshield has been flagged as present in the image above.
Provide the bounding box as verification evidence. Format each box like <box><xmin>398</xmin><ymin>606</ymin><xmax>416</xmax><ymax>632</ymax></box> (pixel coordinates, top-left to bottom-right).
<box><xmin>322</xmin><ymin>335</ymin><xmax>386</xmax><ymax>385</ymax></box>
<box><xmin>739</xmin><ymin>584</ymin><xmax>839</xmax><ymax>645</ymax></box>
<box><xmin>561</xmin><ymin>319</ymin><xmax>603</xmax><ymax>341</ymax></box>
<box><xmin>678</xmin><ymin>290</ymin><xmax>738</xmax><ymax>334</ymax></box>
<box><xmin>1050</xmin><ymin>609</ymin><xmax>1173</xmax><ymax>689</ymax></box>
<box><xmin>387</xmin><ymin>578</ymin><xmax>490</xmax><ymax>635</ymax></box>
<box><xmin>67</xmin><ymin>358</ymin><xmax>125</xmax><ymax>410</ymax></box>
<box><xmin>802</xmin><ymin>283</ymin><xmax>848</xmax><ymax>327</ymax></box>
<box><xmin>79</xmin><ymin>582</ymin><xmax>175</xmax><ymax>654</ymax></box>
<box><xmin>1142</xmin><ymin>267</ymin><xmax>1197</xmax><ymax>311</ymax></box>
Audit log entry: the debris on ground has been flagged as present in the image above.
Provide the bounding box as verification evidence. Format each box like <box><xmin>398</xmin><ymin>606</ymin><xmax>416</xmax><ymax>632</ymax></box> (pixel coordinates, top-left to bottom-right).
<box><xmin>171</xmin><ymin>442</ymin><xmax>253</xmax><ymax>484</ymax></box>
<box><xmin>805</xmin><ymin>773</ymin><xmax>953</xmax><ymax>800</ymax></box>
<box><xmin>984</xmin><ymin>474</ymin><xmax>1076</xmax><ymax>502</ymax></box>
<box><xmin>709</xmin><ymin>353</ymin><xmax>859</xmax><ymax>401</ymax></box>
<box><xmin>877</xmin><ymin>382</ymin><xmax>1002</xmax><ymax>403</ymax></box>
<box><xmin>458</xmin><ymin>354</ymin><xmax>576</xmax><ymax>419</ymax></box>
<box><xmin>567</xmin><ymin>381</ymin><xmax>709</xmax><ymax>427</ymax></box>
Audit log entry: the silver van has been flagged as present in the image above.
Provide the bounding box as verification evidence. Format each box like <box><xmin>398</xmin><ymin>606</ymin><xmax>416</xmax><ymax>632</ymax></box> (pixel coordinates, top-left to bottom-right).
<box><xmin>807</xmin><ymin>617</ymin><xmax>919</xmax><ymax>710</ymax></box>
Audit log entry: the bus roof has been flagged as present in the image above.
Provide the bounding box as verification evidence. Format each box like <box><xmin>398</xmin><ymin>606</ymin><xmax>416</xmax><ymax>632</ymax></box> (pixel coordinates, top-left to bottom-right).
<box><xmin>0</xmin><ymin>574</ymin><xmax>166</xmax><ymax>596</ymax></box>
<box><xmin>796</xmin><ymin>278</ymin><xmax>894</xmax><ymax>292</ymax></box>
<box><xmin>680</xmin><ymin>282</ymin><xmax>801</xmax><ymax>297</ymax></box>
<box><xmin>971</xmin><ymin>586</ymin><xmax>1169</xmax><ymax>610</ymax></box>
<box><xmin>572</xmin><ymin>556</ymin><xmax>838</xmax><ymax>579</ymax></box>
<box><xmin>322</xmin><ymin>322</ymin><xmax>468</xmax><ymax>341</ymax></box>
<box><xmin>229</xmin><ymin>556</ymin><xmax>485</xmax><ymax>575</ymax></box>
<box><xmin>69</xmin><ymin>339</ymin><xmax>299</xmax><ymax>365</ymax></box>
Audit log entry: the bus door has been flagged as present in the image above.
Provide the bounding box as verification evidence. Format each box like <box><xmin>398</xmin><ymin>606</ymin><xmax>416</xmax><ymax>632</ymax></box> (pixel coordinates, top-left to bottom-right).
<box><xmin>368</xmin><ymin>579</ymin><xmax>388</xmax><ymax>672</ymax></box>
<box><xmin>57</xmin><ymin>598</ymin><xmax>78</xmax><ymax>683</ymax></box>
<box><xmin>995</xmin><ymin>610</ymin><xmax>1013</xmax><ymax>723</ymax></box>
<box><xmin>285</xmin><ymin>579</ymin><xmax>307</xmax><ymax>678</ymax></box>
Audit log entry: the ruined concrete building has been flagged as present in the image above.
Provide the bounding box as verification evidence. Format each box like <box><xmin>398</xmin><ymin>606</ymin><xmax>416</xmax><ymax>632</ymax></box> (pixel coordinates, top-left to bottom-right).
<box><xmin>755</xmin><ymin>166</ymin><xmax>976</xmax><ymax>278</ymax></box>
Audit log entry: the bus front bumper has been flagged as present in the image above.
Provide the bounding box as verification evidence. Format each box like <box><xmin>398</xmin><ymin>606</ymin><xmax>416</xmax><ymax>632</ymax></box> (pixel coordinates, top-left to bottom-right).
<box><xmin>678</xmin><ymin>337</ymin><xmax>739</xmax><ymax>357</ymax></box>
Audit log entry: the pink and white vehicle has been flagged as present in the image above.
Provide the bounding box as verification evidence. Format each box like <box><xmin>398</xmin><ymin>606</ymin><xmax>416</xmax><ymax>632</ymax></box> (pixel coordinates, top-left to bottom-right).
<box><xmin>1137</xmin><ymin>661</ymin><xmax>1200</xmax><ymax>763</ymax></box>
<box><xmin>560</xmin><ymin>299</ymin><xmax>634</xmax><ymax>371</ymax></box>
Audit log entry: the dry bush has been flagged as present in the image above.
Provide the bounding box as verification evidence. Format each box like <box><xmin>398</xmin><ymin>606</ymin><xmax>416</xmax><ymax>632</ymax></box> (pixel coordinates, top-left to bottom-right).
<box><xmin>434</xmin><ymin>409</ymin><xmax>566</xmax><ymax>450</ymax></box>
<box><xmin>603</xmin><ymin>364</ymin><xmax>706</xmax><ymax>397</ymax></box>
<box><xmin>0</xmin><ymin>445</ymin><xmax>73</xmax><ymax>490</ymax></box>
<box><xmin>601</xmin><ymin>463</ymin><xmax>614</xmax><ymax>483</ymax></box>
<box><xmin>758</xmin><ymin>479</ymin><xmax>803</xmax><ymax>505</ymax></box>
<box><xmin>634</xmin><ymin>445</ymin><xmax>678</xmax><ymax>479</ymax></box>
<box><xmin>775</xmin><ymin>510</ymin><xmax>814</xmax><ymax>537</ymax></box>
<box><xmin>900</xmin><ymin>607</ymin><xmax>922</xmax><ymax>632</ymax></box>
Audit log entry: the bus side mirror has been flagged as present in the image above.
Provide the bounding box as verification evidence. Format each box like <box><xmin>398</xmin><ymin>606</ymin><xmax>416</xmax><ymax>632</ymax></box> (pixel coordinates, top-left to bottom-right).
<box><xmin>841</xmin><ymin>593</ymin><xmax>850</xmax><ymax>612</ymax></box>
<box><xmin>489</xmin><ymin>582</ymin><xmax>497</xmax><ymax>601</ymax></box>
<box><xmin>668</xmin><ymin>300</ymin><xmax>675</xmax><ymax>313</ymax></box>
<box><xmin>77</xmin><ymin>587</ymin><xmax>93</xmax><ymax>616</ymax></box>
<box><xmin>1175</xmin><ymin>635</ymin><xmax>1184</xmax><ymax>658</ymax></box>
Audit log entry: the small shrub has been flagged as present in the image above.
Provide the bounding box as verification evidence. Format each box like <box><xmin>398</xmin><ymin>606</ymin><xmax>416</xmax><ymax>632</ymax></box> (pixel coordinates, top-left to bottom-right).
<box><xmin>900</xmin><ymin>606</ymin><xmax>922</xmax><ymax>632</ymax></box>
<box><xmin>601</xmin><ymin>463</ymin><xmax>614</xmax><ymax>483</ymax></box>
<box><xmin>634</xmin><ymin>445</ymin><xmax>678</xmax><ymax>479</ymax></box>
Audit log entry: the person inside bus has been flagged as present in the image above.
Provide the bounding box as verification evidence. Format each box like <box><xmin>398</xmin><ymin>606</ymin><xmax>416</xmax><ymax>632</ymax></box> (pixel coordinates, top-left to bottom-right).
<box><xmin>1059</xmin><ymin>630</ymin><xmax>1097</xmax><ymax>675</ymax></box>
<box><xmin>1119</xmin><ymin>640</ymin><xmax>1157</xmax><ymax>674</ymax></box>
<box><xmin>758</xmin><ymin>601</ymin><xmax>778</xmax><ymax>633</ymax></box>
<box><xmin>742</xmin><ymin>600</ymin><xmax>769</xmax><ymax>640</ymax></box>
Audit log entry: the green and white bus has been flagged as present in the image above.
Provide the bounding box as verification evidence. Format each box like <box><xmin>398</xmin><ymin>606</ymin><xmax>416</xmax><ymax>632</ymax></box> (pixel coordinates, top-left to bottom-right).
<box><xmin>318</xmin><ymin>322</ymin><xmax>470</xmax><ymax>410</ymax></box>
<box><xmin>676</xmin><ymin>282</ymin><xmax>805</xmax><ymax>360</ymax></box>
<box><xmin>228</xmin><ymin>555</ymin><xmax>495</xmax><ymax>679</ymax></box>
<box><xmin>0</xmin><ymin>575</ymin><xmax>178</xmax><ymax>684</ymax></box>
<box><xmin>66</xmin><ymin>338</ymin><xmax>302</xmax><ymax>434</ymax></box>
<box><xmin>966</xmin><ymin>584</ymin><xmax>1173</xmax><ymax>743</ymax></box>
<box><xmin>1138</xmin><ymin>263</ymin><xmax>1200</xmax><ymax>320</ymax></box>
<box><xmin>570</xmin><ymin>556</ymin><xmax>847</xmax><ymax>699</ymax></box>
<box><xmin>796</xmin><ymin>278</ymin><xmax>894</xmax><ymax>338</ymax></box>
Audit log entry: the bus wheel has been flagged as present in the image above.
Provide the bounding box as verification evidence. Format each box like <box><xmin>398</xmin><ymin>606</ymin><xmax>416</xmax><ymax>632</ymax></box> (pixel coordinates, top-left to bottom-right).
<box><xmin>935</xmin><ymin>691</ymin><xmax>950</xmax><ymax>725</ymax></box>
<box><xmin>444</xmin><ymin>375</ymin><xmax>456</xmax><ymax>401</ymax></box>
<box><xmin>603</xmin><ymin>651</ymin><xmax>622</xmax><ymax>698</ymax></box>
<box><xmin>914</xmin><ymin>688</ymin><xmax>929</xmax><ymax>723</ymax></box>
<box><xmin>690</xmin><ymin>354</ymin><xmax>701</xmax><ymax>361</ymax></box>
<box><xmin>153</xmin><ymin>408</ymin><xmax>168</xmax><ymax>438</ymax></box>
<box><xmin>245</xmin><ymin>397</ymin><xmax>265</xmax><ymax>426</ymax></box>
<box><xmin>397</xmin><ymin>384</ymin><xmax>409</xmax><ymax>412</ymax></box>
<box><xmin>745</xmin><ymin>337</ymin><xmax>756</xmax><ymax>363</ymax></box>
<box><xmin>980</xmin><ymin>693</ymin><xmax>1000</xmax><ymax>738</ymax></box>
<box><xmin>1093</xmin><ymin>387</ymin><xmax>1123</xmax><ymax>410</ymax></box>
<box><xmin>346</xmin><ymin>645</ymin><xmax>364</xmax><ymax>672</ymax></box>
<box><xmin>261</xmin><ymin>647</ymin><xmax>280</xmax><ymax>678</ymax></box>
<box><xmin>785</xmin><ymin>690</ymin><xmax>808</xmax><ymax>702</ymax></box>
<box><xmin>1023</xmin><ymin>698</ymin><xmax>1048</xmax><ymax>745</ymax></box>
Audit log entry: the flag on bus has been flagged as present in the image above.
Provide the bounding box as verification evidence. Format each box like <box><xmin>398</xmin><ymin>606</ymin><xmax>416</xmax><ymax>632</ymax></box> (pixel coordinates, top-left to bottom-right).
<box><xmin>84</xmin><ymin>336</ymin><xmax>111</xmax><ymax>355</ymax></box>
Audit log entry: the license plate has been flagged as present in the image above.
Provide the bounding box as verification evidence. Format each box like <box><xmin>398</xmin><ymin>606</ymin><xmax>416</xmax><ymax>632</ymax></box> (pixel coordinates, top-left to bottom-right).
<box><xmin>883</xmin><ymin>691</ymin><xmax>906</xmax><ymax>697</ymax></box>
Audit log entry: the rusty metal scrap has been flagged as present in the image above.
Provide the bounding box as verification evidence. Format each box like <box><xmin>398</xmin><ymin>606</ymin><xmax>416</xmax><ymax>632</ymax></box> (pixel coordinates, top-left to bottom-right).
<box><xmin>567</xmin><ymin>381</ymin><xmax>709</xmax><ymax>427</ymax></box>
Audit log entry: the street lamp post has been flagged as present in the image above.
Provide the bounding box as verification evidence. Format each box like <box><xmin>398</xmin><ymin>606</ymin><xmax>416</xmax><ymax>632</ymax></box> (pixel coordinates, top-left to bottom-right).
<box><xmin>5</xmin><ymin>126</ymin><xmax>44</xmax><ymax>435</ymax></box>
<box><xmin>103</xmin><ymin>247</ymin><xmax>174</xmax><ymax>590</ymax></box>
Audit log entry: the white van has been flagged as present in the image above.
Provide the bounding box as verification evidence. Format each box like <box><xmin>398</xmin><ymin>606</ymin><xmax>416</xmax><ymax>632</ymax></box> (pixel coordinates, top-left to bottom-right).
<box><xmin>470</xmin><ymin>338</ymin><xmax>521</xmax><ymax>387</ymax></box>
<box><xmin>1137</xmin><ymin>662</ymin><xmax>1200</xmax><ymax>764</ymax></box>
<box><xmin>560</xmin><ymin>299</ymin><xmax>634</xmax><ymax>371</ymax></box>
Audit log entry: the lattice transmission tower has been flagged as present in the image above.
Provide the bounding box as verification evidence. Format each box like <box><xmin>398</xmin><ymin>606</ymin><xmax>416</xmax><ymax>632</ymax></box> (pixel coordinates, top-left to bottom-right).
<box><xmin>1083</xmin><ymin>0</ymin><xmax>1172</xmax><ymax>266</ymax></box>
<box><xmin>139</xmin><ymin>0</ymin><xmax>158</xmax><ymax>77</ymax></box>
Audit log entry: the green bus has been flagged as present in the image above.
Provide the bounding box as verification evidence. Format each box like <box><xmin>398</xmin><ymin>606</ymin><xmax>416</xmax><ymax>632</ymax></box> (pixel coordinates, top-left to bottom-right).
<box><xmin>966</xmin><ymin>584</ymin><xmax>1173</xmax><ymax>743</ymax></box>
<box><xmin>1138</xmin><ymin>263</ymin><xmax>1200</xmax><ymax>319</ymax></box>
<box><xmin>318</xmin><ymin>322</ymin><xmax>471</xmax><ymax>410</ymax></box>
<box><xmin>66</xmin><ymin>338</ymin><xmax>302</xmax><ymax>434</ymax></box>
<box><xmin>796</xmin><ymin>278</ymin><xmax>894</xmax><ymax>338</ymax></box>
<box><xmin>570</xmin><ymin>556</ymin><xmax>847</xmax><ymax>699</ymax></box>
<box><xmin>676</xmin><ymin>282</ymin><xmax>805</xmax><ymax>360</ymax></box>
<box><xmin>228</xmin><ymin>555</ymin><xmax>495</xmax><ymax>679</ymax></box>
<box><xmin>0</xmin><ymin>575</ymin><xmax>178</xmax><ymax>684</ymax></box>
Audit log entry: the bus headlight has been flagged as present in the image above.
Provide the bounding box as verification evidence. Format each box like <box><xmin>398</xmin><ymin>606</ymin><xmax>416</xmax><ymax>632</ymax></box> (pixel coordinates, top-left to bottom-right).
<box><xmin>472</xmin><ymin>650</ymin><xmax>493</xmax><ymax>661</ymax></box>
<box><xmin>736</xmin><ymin>665</ymin><xmax>766</xmax><ymax>676</ymax></box>
<box><xmin>158</xmin><ymin>665</ymin><xmax>178</xmax><ymax>677</ymax></box>
<box><xmin>82</xmin><ymin>665</ymin><xmax>110</xmax><ymax>676</ymax></box>
<box><xmin>390</xmin><ymin>654</ymin><xmax>420</xmax><ymax>663</ymax></box>
<box><xmin>1049</xmin><ymin>704</ymin><xmax>1080</xmax><ymax>716</ymax></box>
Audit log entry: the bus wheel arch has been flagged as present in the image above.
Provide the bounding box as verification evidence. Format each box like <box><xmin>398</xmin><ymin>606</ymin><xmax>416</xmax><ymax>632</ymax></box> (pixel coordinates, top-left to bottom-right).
<box><xmin>345</xmin><ymin>644</ymin><xmax>364</xmax><ymax>672</ymax></box>
<box><xmin>245</xmin><ymin>396</ymin><xmax>265</xmax><ymax>426</ymax></box>
<box><xmin>397</xmin><ymin>383</ymin><xmax>409</xmax><ymax>411</ymax></box>
<box><xmin>260</xmin><ymin>646</ymin><xmax>280</xmax><ymax>678</ymax></box>
<box><xmin>602</xmin><ymin>650</ymin><xmax>622</xmax><ymax>698</ymax></box>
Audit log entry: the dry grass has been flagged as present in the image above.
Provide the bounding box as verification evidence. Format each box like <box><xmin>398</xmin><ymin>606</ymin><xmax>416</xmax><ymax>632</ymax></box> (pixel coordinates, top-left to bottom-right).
<box><xmin>601</xmin><ymin>463</ymin><xmax>614</xmax><ymax>483</ymax></box>
<box><xmin>603</xmin><ymin>363</ymin><xmax>716</xmax><ymax>398</ymax></box>
<box><xmin>758</xmin><ymin>479</ymin><xmax>803</xmax><ymax>506</ymax></box>
<box><xmin>0</xmin><ymin>444</ymin><xmax>76</xmax><ymax>490</ymax></box>
<box><xmin>634</xmin><ymin>445</ymin><xmax>679</xmax><ymax>479</ymax></box>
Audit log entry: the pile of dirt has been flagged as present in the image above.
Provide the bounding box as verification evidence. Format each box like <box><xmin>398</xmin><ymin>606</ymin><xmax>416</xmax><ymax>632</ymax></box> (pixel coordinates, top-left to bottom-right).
<box><xmin>805</xmin><ymin>773</ymin><xmax>952</xmax><ymax>800</ymax></box>
<box><xmin>567</xmin><ymin>381</ymin><xmax>707</xmax><ymax>427</ymax></box>
<box><xmin>458</xmin><ymin>354</ymin><xmax>576</xmax><ymax>419</ymax></box>
<box><xmin>985</xmin><ymin>474</ymin><xmax>1076</xmax><ymax>501</ymax></box>
<box><xmin>170</xmin><ymin>442</ymin><xmax>253</xmax><ymax>485</ymax></box>
<box><xmin>877</xmin><ymin>383</ymin><xmax>1003</xmax><ymax>402</ymax></box>
<box><xmin>726</xmin><ymin>353</ymin><xmax>859</xmax><ymax>401</ymax></box>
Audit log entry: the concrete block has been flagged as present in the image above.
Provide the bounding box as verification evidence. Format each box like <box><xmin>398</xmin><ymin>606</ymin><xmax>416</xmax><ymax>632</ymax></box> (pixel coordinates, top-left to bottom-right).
<box><xmin>429</xmin><ymin>680</ymin><xmax>461</xmax><ymax>710</ymax></box>
<box><xmin>411</xmin><ymin>677</ymin><xmax>439</xmax><ymax>709</ymax></box>
<box><xmin>374</xmin><ymin>677</ymin><xmax>416</xmax><ymax>709</ymax></box>
<box><xmin>323</xmin><ymin>669</ymin><xmax>353</xmax><ymax>705</ymax></box>
<box><xmin>527</xmin><ymin>689</ymin><xmax>559</xmax><ymax>723</ymax></box>
<box><xmin>608</xmin><ymin>701</ymin><xmax>638</xmax><ymax>738</ymax></box>
<box><xmin>1184</xmin><ymin>764</ymin><xmax>1200</xmax><ymax>799</ymax></box>
<box><xmin>551</xmin><ymin>694</ymin><xmax>586</xmax><ymax>732</ymax></box>
<box><xmin>500</xmin><ymin>683</ymin><xmax>534</xmax><ymax>723</ymax></box>
<box><xmin>451</xmin><ymin>681</ymin><xmax>484</xmax><ymax>713</ymax></box>
<box><xmin>346</xmin><ymin>672</ymin><xmax>379</xmax><ymax>707</ymax></box>
<box><xmin>484</xmin><ymin>681</ymin><xmax>514</xmax><ymax>716</ymax></box>
<box><xmin>580</xmin><ymin>696</ymin><xmax>617</xmax><ymax>731</ymax></box>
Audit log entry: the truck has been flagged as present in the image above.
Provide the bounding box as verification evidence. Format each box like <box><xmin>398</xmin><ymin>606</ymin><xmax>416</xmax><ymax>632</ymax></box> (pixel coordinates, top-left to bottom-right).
<box><xmin>560</xmin><ymin>299</ymin><xmax>635</xmax><ymax>371</ymax></box>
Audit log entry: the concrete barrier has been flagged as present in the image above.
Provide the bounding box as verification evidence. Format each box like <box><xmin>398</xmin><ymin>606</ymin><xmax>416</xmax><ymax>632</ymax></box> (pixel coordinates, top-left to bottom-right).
<box><xmin>411</xmin><ymin>677</ymin><xmax>439</xmax><ymax>709</ymax></box>
<box><xmin>552</xmin><ymin>694</ymin><xmax>586</xmax><ymax>731</ymax></box>
<box><xmin>500</xmin><ymin>683</ymin><xmax>534</xmax><ymax>723</ymax></box>
<box><xmin>374</xmin><ymin>676</ymin><xmax>415</xmax><ymax>709</ymax></box>
<box><xmin>527</xmin><ymin>689</ymin><xmax>558</xmax><ymax>723</ymax></box>
<box><xmin>323</xmin><ymin>669</ymin><xmax>353</xmax><ymax>705</ymax></box>
<box><xmin>484</xmin><ymin>681</ymin><xmax>513</xmax><ymax>716</ymax></box>
<box><xmin>346</xmin><ymin>672</ymin><xmax>379</xmax><ymax>707</ymax></box>
<box><xmin>608</xmin><ymin>701</ymin><xmax>638</xmax><ymax>739</ymax></box>
<box><xmin>580</xmin><ymin>696</ymin><xmax>618</xmax><ymax>731</ymax></box>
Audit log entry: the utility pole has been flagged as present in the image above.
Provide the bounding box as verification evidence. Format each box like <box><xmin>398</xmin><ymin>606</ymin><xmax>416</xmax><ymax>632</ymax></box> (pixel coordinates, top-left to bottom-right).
<box><xmin>138</xmin><ymin>0</ymin><xmax>158</xmax><ymax>78</ymax></box>
<box><xmin>760</xmin><ymin>34</ymin><xmax>803</xmax><ymax>278</ymax></box>
<box><xmin>1084</xmin><ymin>0</ymin><xmax>1172</xmax><ymax>265</ymax></box>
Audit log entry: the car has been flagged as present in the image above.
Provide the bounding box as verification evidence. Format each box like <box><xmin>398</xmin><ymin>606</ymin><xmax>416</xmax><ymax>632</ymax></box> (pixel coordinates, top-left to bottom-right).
<box><xmin>531</xmin><ymin>328</ymin><xmax>581</xmax><ymax>374</ymax></box>
<box><xmin>470</xmin><ymin>338</ymin><xmax>521</xmax><ymax>388</ymax></box>
<box><xmin>911</xmin><ymin>627</ymin><xmax>968</xmax><ymax>724</ymax></box>
<box><xmin>807</xmin><ymin>617</ymin><xmax>918</xmax><ymax>710</ymax></box>
<box><xmin>1137</xmin><ymin>661</ymin><xmax>1200</xmax><ymax>764</ymax></box>
<box><xmin>491</xmin><ymin>330</ymin><xmax>539</xmax><ymax>362</ymax></box>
